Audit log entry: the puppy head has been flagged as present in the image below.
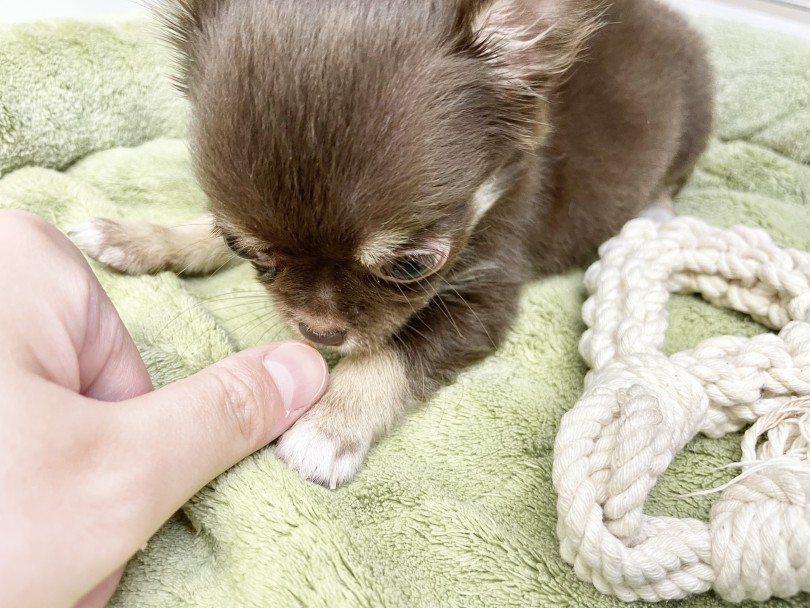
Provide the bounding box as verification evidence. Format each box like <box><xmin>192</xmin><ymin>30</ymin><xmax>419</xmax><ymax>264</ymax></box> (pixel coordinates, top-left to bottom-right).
<box><xmin>160</xmin><ymin>0</ymin><xmax>603</xmax><ymax>351</ymax></box>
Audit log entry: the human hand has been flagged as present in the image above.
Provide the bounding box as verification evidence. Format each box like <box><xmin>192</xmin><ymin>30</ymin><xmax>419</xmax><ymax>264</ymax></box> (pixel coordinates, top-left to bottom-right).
<box><xmin>0</xmin><ymin>211</ymin><xmax>329</xmax><ymax>608</ymax></box>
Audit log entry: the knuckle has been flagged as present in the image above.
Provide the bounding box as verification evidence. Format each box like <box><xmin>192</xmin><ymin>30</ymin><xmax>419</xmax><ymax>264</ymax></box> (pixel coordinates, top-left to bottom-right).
<box><xmin>210</xmin><ymin>364</ymin><xmax>270</xmax><ymax>447</ymax></box>
<box><xmin>0</xmin><ymin>209</ymin><xmax>86</xmax><ymax>261</ymax></box>
<box><xmin>0</xmin><ymin>209</ymin><xmax>55</xmax><ymax>242</ymax></box>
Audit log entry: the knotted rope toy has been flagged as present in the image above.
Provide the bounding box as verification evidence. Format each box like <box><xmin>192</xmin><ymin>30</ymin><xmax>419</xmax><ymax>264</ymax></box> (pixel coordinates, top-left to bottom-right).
<box><xmin>552</xmin><ymin>216</ymin><xmax>810</xmax><ymax>603</ymax></box>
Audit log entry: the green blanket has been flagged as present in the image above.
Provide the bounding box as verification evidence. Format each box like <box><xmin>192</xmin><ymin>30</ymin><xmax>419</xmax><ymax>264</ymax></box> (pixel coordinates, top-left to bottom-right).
<box><xmin>2</xmin><ymin>15</ymin><xmax>809</xmax><ymax>608</ymax></box>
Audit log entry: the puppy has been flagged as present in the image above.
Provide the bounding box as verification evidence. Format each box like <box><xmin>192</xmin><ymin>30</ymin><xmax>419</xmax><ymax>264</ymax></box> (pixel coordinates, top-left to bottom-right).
<box><xmin>72</xmin><ymin>0</ymin><xmax>713</xmax><ymax>487</ymax></box>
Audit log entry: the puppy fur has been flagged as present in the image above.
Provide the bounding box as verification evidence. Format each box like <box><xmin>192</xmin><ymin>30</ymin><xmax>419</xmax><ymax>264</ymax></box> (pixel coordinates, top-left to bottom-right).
<box><xmin>72</xmin><ymin>0</ymin><xmax>713</xmax><ymax>487</ymax></box>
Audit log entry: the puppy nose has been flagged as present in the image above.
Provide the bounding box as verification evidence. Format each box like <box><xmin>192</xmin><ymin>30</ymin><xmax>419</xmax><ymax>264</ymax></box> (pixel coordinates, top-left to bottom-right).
<box><xmin>298</xmin><ymin>323</ymin><xmax>347</xmax><ymax>347</ymax></box>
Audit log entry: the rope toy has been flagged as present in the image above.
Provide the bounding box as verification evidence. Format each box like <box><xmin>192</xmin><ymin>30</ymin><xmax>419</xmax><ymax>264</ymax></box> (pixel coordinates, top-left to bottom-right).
<box><xmin>552</xmin><ymin>216</ymin><xmax>810</xmax><ymax>603</ymax></box>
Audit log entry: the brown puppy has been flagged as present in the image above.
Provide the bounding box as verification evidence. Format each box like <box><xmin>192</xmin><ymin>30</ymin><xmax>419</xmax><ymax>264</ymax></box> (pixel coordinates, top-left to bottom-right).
<box><xmin>72</xmin><ymin>0</ymin><xmax>713</xmax><ymax>487</ymax></box>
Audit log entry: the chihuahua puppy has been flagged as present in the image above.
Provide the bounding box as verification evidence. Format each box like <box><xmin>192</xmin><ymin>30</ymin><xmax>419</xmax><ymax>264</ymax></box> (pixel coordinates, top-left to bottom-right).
<box><xmin>72</xmin><ymin>0</ymin><xmax>712</xmax><ymax>487</ymax></box>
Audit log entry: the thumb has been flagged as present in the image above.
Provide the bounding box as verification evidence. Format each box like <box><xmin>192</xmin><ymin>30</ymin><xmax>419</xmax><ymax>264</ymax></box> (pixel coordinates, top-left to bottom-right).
<box><xmin>116</xmin><ymin>341</ymin><xmax>328</xmax><ymax>525</ymax></box>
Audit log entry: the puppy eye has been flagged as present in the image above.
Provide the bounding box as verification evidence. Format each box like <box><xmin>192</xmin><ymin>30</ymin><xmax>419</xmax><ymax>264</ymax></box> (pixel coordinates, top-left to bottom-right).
<box><xmin>255</xmin><ymin>265</ymin><xmax>277</xmax><ymax>282</ymax></box>
<box><xmin>223</xmin><ymin>235</ymin><xmax>251</xmax><ymax>258</ymax></box>
<box><xmin>381</xmin><ymin>254</ymin><xmax>443</xmax><ymax>283</ymax></box>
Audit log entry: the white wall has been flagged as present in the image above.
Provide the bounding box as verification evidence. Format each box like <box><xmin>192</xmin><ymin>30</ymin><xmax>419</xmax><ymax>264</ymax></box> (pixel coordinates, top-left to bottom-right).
<box><xmin>0</xmin><ymin>1</ymin><xmax>145</xmax><ymax>23</ymax></box>
<box><xmin>1</xmin><ymin>0</ymin><xmax>809</xmax><ymax>39</ymax></box>
<box><xmin>667</xmin><ymin>0</ymin><xmax>810</xmax><ymax>39</ymax></box>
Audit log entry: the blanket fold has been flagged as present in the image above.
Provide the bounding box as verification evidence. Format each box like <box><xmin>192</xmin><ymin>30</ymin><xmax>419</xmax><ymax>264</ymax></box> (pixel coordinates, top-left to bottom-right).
<box><xmin>0</xmin><ymin>16</ymin><xmax>808</xmax><ymax>608</ymax></box>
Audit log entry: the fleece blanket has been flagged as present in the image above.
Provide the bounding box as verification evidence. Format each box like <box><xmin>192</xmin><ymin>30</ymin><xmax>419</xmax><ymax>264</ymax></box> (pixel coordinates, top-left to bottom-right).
<box><xmin>1</xmin><ymin>14</ymin><xmax>809</xmax><ymax>608</ymax></box>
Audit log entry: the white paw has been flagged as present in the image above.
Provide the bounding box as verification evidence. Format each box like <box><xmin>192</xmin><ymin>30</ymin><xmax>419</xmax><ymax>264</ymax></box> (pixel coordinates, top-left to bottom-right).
<box><xmin>69</xmin><ymin>218</ymin><xmax>156</xmax><ymax>274</ymax></box>
<box><xmin>69</xmin><ymin>221</ymin><xmax>126</xmax><ymax>267</ymax></box>
<box><xmin>274</xmin><ymin>418</ymin><xmax>368</xmax><ymax>489</ymax></box>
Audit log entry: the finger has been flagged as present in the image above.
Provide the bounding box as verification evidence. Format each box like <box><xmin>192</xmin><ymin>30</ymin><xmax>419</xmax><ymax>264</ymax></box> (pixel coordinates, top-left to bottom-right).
<box><xmin>0</xmin><ymin>211</ymin><xmax>95</xmax><ymax>386</ymax></box>
<box><xmin>73</xmin><ymin>567</ymin><xmax>124</xmax><ymax>608</ymax></box>
<box><xmin>113</xmin><ymin>341</ymin><xmax>328</xmax><ymax>536</ymax></box>
<box><xmin>78</xmin><ymin>287</ymin><xmax>153</xmax><ymax>401</ymax></box>
<box><xmin>0</xmin><ymin>210</ymin><xmax>151</xmax><ymax>400</ymax></box>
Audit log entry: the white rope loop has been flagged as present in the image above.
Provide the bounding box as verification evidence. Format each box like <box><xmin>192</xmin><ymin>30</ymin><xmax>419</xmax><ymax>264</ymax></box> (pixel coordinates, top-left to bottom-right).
<box><xmin>553</xmin><ymin>216</ymin><xmax>810</xmax><ymax>602</ymax></box>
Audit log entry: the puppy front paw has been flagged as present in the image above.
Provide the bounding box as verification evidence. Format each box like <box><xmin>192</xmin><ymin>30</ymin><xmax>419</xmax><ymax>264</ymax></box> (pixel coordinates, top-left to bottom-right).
<box><xmin>274</xmin><ymin>349</ymin><xmax>411</xmax><ymax>488</ymax></box>
<box><xmin>69</xmin><ymin>217</ymin><xmax>169</xmax><ymax>274</ymax></box>
<box><xmin>274</xmin><ymin>412</ymin><xmax>370</xmax><ymax>489</ymax></box>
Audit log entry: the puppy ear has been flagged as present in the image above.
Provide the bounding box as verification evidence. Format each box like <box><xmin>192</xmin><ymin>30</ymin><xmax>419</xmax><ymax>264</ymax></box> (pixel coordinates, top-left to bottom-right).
<box><xmin>467</xmin><ymin>0</ymin><xmax>605</xmax><ymax>90</ymax></box>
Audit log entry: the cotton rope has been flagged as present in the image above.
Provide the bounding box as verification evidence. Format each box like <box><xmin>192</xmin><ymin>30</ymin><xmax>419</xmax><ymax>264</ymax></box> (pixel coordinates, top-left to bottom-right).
<box><xmin>552</xmin><ymin>216</ymin><xmax>810</xmax><ymax>603</ymax></box>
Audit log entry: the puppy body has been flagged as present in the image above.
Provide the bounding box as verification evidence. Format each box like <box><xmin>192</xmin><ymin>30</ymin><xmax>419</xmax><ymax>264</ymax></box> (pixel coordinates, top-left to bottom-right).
<box><xmin>73</xmin><ymin>0</ymin><xmax>712</xmax><ymax>486</ymax></box>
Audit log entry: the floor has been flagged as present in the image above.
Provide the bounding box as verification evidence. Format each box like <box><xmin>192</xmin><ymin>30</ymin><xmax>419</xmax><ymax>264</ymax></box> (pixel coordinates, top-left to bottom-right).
<box><xmin>0</xmin><ymin>1</ymin><xmax>809</xmax><ymax>36</ymax></box>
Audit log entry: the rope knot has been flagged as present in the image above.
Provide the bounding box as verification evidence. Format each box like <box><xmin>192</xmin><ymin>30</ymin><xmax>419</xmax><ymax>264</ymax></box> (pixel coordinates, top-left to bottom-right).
<box><xmin>554</xmin><ymin>217</ymin><xmax>810</xmax><ymax>603</ymax></box>
<box><xmin>712</xmin><ymin>464</ymin><xmax>810</xmax><ymax>602</ymax></box>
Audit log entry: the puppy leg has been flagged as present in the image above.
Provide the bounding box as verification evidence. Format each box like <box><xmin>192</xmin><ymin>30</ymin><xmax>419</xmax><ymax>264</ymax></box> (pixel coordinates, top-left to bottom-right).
<box><xmin>276</xmin><ymin>272</ymin><xmax>521</xmax><ymax>487</ymax></box>
<box><xmin>637</xmin><ymin>182</ymin><xmax>678</xmax><ymax>223</ymax></box>
<box><xmin>637</xmin><ymin>196</ymin><xmax>675</xmax><ymax>223</ymax></box>
<box><xmin>274</xmin><ymin>347</ymin><xmax>410</xmax><ymax>488</ymax></box>
<box><xmin>70</xmin><ymin>214</ymin><xmax>235</xmax><ymax>275</ymax></box>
